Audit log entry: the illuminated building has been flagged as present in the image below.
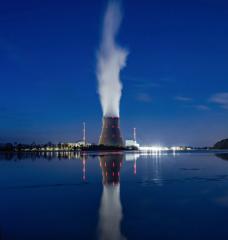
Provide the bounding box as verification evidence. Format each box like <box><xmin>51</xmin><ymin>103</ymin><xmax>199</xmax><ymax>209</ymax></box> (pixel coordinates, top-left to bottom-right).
<box><xmin>125</xmin><ymin>140</ymin><xmax>140</xmax><ymax>148</ymax></box>
<box><xmin>125</xmin><ymin>127</ymin><xmax>140</xmax><ymax>148</ymax></box>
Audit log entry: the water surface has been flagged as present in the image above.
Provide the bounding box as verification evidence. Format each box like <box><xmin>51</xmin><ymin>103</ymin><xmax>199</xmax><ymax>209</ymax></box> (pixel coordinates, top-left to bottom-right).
<box><xmin>1</xmin><ymin>151</ymin><xmax>228</xmax><ymax>239</ymax></box>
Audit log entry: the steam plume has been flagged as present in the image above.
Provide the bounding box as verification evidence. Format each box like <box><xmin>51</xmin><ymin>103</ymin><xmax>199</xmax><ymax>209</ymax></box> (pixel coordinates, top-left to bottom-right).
<box><xmin>97</xmin><ymin>0</ymin><xmax>128</xmax><ymax>117</ymax></box>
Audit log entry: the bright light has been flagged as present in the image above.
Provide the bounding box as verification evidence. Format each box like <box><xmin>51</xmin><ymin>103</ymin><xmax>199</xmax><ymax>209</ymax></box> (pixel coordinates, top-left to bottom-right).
<box><xmin>139</xmin><ymin>145</ymin><xmax>192</xmax><ymax>153</ymax></box>
<box><xmin>139</xmin><ymin>146</ymin><xmax>168</xmax><ymax>152</ymax></box>
<box><xmin>139</xmin><ymin>146</ymin><xmax>180</xmax><ymax>152</ymax></box>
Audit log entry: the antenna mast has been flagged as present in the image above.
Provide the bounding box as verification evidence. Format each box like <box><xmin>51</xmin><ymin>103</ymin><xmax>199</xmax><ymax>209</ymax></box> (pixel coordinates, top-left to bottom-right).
<box><xmin>133</xmin><ymin>127</ymin><xmax>136</xmax><ymax>142</ymax></box>
<box><xmin>83</xmin><ymin>122</ymin><xmax>86</xmax><ymax>146</ymax></box>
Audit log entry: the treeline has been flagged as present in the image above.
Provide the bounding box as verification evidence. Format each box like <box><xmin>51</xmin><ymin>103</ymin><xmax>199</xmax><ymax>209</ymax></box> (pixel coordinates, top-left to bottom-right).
<box><xmin>0</xmin><ymin>142</ymin><xmax>137</xmax><ymax>152</ymax></box>
<box><xmin>214</xmin><ymin>139</ymin><xmax>228</xmax><ymax>149</ymax></box>
<box><xmin>0</xmin><ymin>142</ymin><xmax>82</xmax><ymax>152</ymax></box>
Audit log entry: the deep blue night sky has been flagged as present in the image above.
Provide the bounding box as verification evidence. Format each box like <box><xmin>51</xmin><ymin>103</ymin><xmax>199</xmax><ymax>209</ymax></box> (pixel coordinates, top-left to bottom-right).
<box><xmin>0</xmin><ymin>0</ymin><xmax>228</xmax><ymax>146</ymax></box>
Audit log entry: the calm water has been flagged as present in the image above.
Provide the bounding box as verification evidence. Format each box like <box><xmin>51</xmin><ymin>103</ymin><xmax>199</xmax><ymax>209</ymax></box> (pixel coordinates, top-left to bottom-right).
<box><xmin>1</xmin><ymin>151</ymin><xmax>228</xmax><ymax>240</ymax></box>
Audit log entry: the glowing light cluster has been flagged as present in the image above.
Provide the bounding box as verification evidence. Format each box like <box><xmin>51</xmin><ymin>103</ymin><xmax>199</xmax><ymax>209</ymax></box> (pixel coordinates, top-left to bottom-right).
<box><xmin>139</xmin><ymin>146</ymin><xmax>169</xmax><ymax>152</ymax></box>
<box><xmin>139</xmin><ymin>145</ymin><xmax>191</xmax><ymax>152</ymax></box>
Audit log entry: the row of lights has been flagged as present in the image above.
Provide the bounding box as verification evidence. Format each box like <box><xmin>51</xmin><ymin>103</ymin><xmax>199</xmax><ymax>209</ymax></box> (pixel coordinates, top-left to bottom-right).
<box><xmin>139</xmin><ymin>146</ymin><xmax>180</xmax><ymax>152</ymax></box>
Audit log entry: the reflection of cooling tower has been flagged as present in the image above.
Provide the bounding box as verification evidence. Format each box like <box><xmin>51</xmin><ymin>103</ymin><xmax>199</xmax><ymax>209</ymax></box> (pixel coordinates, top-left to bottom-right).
<box><xmin>99</xmin><ymin>154</ymin><xmax>123</xmax><ymax>185</ymax></box>
<box><xmin>98</xmin><ymin>154</ymin><xmax>126</xmax><ymax>240</ymax></box>
<box><xmin>99</xmin><ymin>117</ymin><xmax>124</xmax><ymax>147</ymax></box>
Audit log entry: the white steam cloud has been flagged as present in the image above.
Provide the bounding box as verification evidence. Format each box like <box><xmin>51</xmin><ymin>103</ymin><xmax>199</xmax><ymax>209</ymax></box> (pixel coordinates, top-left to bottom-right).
<box><xmin>97</xmin><ymin>0</ymin><xmax>128</xmax><ymax>117</ymax></box>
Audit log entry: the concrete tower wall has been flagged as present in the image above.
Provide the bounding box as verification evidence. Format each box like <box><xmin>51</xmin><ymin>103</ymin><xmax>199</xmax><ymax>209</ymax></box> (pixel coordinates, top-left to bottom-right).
<box><xmin>99</xmin><ymin>117</ymin><xmax>124</xmax><ymax>147</ymax></box>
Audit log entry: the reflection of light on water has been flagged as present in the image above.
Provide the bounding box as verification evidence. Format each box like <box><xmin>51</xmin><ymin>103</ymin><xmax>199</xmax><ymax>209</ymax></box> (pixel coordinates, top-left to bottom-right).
<box><xmin>125</xmin><ymin>153</ymin><xmax>140</xmax><ymax>162</ymax></box>
<box><xmin>142</xmin><ymin>154</ymin><xmax>163</xmax><ymax>186</ymax></box>
<box><xmin>125</xmin><ymin>153</ymin><xmax>140</xmax><ymax>175</ymax></box>
<box><xmin>125</xmin><ymin>152</ymin><xmax>164</xmax><ymax>183</ymax></box>
<box><xmin>82</xmin><ymin>154</ymin><xmax>86</xmax><ymax>182</ymax></box>
<box><xmin>134</xmin><ymin>160</ymin><xmax>136</xmax><ymax>175</ymax></box>
<box><xmin>152</xmin><ymin>155</ymin><xmax>162</xmax><ymax>186</ymax></box>
<box><xmin>98</xmin><ymin>185</ymin><xmax>126</xmax><ymax>240</ymax></box>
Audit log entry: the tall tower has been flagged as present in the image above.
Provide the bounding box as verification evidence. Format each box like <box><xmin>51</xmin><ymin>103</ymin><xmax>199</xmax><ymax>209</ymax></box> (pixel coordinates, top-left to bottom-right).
<box><xmin>133</xmin><ymin>127</ymin><xmax>136</xmax><ymax>142</ymax></box>
<box><xmin>83</xmin><ymin>122</ymin><xmax>86</xmax><ymax>146</ymax></box>
<box><xmin>99</xmin><ymin>117</ymin><xmax>124</xmax><ymax>147</ymax></box>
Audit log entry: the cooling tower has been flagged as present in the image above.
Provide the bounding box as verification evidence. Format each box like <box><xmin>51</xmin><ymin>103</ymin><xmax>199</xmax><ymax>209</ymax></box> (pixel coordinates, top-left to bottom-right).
<box><xmin>99</xmin><ymin>154</ymin><xmax>123</xmax><ymax>184</ymax></box>
<box><xmin>99</xmin><ymin>117</ymin><xmax>124</xmax><ymax>147</ymax></box>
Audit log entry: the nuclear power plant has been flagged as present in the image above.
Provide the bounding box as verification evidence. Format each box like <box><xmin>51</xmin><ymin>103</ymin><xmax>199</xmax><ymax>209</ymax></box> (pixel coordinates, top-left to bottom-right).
<box><xmin>99</xmin><ymin>117</ymin><xmax>124</xmax><ymax>147</ymax></box>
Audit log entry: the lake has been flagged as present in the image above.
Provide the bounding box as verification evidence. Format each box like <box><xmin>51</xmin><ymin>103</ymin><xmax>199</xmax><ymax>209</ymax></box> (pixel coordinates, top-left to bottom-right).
<box><xmin>1</xmin><ymin>151</ymin><xmax>228</xmax><ymax>240</ymax></box>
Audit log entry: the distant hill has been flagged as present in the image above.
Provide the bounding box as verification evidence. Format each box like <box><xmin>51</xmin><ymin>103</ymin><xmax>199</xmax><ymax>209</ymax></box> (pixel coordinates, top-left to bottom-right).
<box><xmin>214</xmin><ymin>139</ymin><xmax>228</xmax><ymax>149</ymax></box>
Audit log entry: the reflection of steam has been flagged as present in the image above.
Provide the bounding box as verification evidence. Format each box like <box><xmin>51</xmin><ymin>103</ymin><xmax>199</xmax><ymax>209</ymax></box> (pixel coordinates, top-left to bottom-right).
<box><xmin>98</xmin><ymin>154</ymin><xmax>126</xmax><ymax>240</ymax></box>
<box><xmin>97</xmin><ymin>0</ymin><xmax>128</xmax><ymax>117</ymax></box>
<box><xmin>98</xmin><ymin>185</ymin><xmax>126</xmax><ymax>240</ymax></box>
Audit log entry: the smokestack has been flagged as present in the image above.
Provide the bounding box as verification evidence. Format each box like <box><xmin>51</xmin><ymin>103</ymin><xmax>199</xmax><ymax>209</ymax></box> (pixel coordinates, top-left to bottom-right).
<box><xmin>82</xmin><ymin>122</ymin><xmax>86</xmax><ymax>146</ymax></box>
<box><xmin>99</xmin><ymin>117</ymin><xmax>124</xmax><ymax>147</ymax></box>
<box><xmin>133</xmin><ymin>127</ymin><xmax>136</xmax><ymax>142</ymax></box>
